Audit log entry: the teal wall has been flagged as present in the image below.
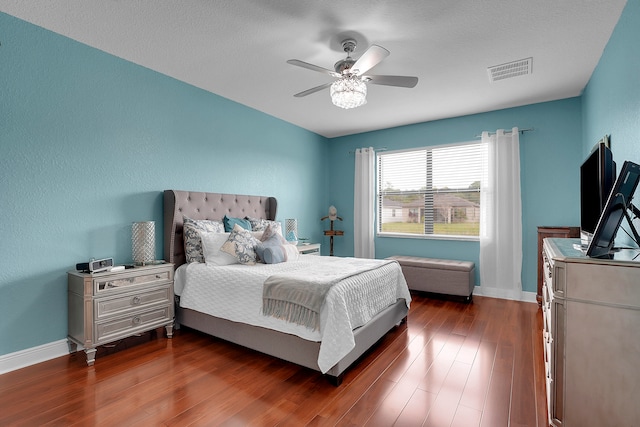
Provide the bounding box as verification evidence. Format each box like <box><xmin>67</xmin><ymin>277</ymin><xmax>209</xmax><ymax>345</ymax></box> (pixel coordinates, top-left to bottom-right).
<box><xmin>582</xmin><ymin>0</ymin><xmax>640</xmax><ymax>247</ymax></box>
<box><xmin>0</xmin><ymin>13</ymin><xmax>328</xmax><ymax>356</ymax></box>
<box><xmin>326</xmin><ymin>99</ymin><xmax>583</xmax><ymax>293</ymax></box>
<box><xmin>3</xmin><ymin>0</ymin><xmax>639</xmax><ymax>358</ymax></box>
<box><xmin>582</xmin><ymin>0</ymin><xmax>640</xmax><ymax>162</ymax></box>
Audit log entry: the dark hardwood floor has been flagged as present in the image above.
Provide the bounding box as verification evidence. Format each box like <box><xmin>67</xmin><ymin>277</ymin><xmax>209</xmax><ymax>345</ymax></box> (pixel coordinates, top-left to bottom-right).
<box><xmin>0</xmin><ymin>294</ymin><xmax>547</xmax><ymax>426</ymax></box>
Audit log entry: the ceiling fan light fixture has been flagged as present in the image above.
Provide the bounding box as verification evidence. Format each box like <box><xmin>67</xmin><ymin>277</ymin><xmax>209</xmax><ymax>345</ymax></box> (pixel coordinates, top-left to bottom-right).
<box><xmin>330</xmin><ymin>76</ymin><xmax>367</xmax><ymax>109</ymax></box>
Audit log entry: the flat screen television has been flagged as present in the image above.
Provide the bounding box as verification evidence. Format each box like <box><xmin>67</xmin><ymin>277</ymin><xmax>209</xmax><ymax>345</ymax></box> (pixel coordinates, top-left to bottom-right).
<box><xmin>580</xmin><ymin>142</ymin><xmax>616</xmax><ymax>247</ymax></box>
<box><xmin>586</xmin><ymin>160</ymin><xmax>640</xmax><ymax>258</ymax></box>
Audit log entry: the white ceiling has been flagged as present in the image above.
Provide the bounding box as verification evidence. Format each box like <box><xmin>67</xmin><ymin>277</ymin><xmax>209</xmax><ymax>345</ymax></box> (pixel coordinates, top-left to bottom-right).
<box><xmin>0</xmin><ymin>1</ymin><xmax>628</xmax><ymax>138</ymax></box>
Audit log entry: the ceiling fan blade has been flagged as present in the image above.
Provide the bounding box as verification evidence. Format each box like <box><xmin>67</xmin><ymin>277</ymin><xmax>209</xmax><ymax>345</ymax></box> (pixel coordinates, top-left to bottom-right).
<box><xmin>364</xmin><ymin>75</ymin><xmax>418</xmax><ymax>88</ymax></box>
<box><xmin>351</xmin><ymin>45</ymin><xmax>390</xmax><ymax>75</ymax></box>
<box><xmin>293</xmin><ymin>82</ymin><xmax>333</xmax><ymax>97</ymax></box>
<box><xmin>287</xmin><ymin>59</ymin><xmax>341</xmax><ymax>77</ymax></box>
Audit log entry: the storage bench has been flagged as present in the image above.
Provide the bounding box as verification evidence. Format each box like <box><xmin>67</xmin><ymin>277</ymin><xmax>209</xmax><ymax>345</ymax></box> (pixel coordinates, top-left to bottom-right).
<box><xmin>388</xmin><ymin>256</ymin><xmax>475</xmax><ymax>301</ymax></box>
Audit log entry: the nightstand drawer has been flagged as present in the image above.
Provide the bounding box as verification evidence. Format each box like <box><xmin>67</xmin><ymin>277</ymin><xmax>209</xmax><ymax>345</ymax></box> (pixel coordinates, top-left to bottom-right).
<box><xmin>94</xmin><ymin>285</ymin><xmax>172</xmax><ymax>320</ymax></box>
<box><xmin>297</xmin><ymin>243</ymin><xmax>321</xmax><ymax>255</ymax></box>
<box><xmin>94</xmin><ymin>270</ymin><xmax>171</xmax><ymax>293</ymax></box>
<box><xmin>95</xmin><ymin>306</ymin><xmax>172</xmax><ymax>344</ymax></box>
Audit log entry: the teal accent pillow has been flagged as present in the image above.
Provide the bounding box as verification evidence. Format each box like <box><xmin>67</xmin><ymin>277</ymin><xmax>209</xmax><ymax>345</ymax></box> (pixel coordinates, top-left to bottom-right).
<box><xmin>223</xmin><ymin>215</ymin><xmax>252</xmax><ymax>232</ymax></box>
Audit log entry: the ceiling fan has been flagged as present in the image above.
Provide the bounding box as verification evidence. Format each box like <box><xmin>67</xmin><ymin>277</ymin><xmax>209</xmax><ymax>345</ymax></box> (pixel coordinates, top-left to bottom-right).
<box><xmin>287</xmin><ymin>39</ymin><xmax>419</xmax><ymax>109</ymax></box>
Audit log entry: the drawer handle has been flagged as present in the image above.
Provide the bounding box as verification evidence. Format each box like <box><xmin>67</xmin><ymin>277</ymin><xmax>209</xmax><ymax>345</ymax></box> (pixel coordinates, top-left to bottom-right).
<box><xmin>132</xmin><ymin>316</ymin><xmax>141</xmax><ymax>325</ymax></box>
<box><xmin>132</xmin><ymin>296</ymin><xmax>141</xmax><ymax>305</ymax></box>
<box><xmin>156</xmin><ymin>274</ymin><xmax>162</xmax><ymax>279</ymax></box>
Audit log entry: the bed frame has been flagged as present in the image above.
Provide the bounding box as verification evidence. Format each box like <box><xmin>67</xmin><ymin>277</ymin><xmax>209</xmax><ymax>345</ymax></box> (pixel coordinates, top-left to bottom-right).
<box><xmin>163</xmin><ymin>189</ymin><xmax>408</xmax><ymax>385</ymax></box>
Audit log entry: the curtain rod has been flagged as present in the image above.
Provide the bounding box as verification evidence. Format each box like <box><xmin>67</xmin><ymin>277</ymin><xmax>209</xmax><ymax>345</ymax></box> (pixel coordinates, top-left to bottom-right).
<box><xmin>347</xmin><ymin>127</ymin><xmax>534</xmax><ymax>153</ymax></box>
<box><xmin>348</xmin><ymin>147</ymin><xmax>388</xmax><ymax>154</ymax></box>
<box><xmin>474</xmin><ymin>127</ymin><xmax>534</xmax><ymax>138</ymax></box>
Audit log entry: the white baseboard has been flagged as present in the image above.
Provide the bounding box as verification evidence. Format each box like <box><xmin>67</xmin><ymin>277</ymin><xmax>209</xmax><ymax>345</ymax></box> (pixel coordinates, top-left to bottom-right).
<box><xmin>0</xmin><ymin>339</ymin><xmax>70</xmax><ymax>375</ymax></box>
<box><xmin>473</xmin><ymin>285</ymin><xmax>537</xmax><ymax>303</ymax></box>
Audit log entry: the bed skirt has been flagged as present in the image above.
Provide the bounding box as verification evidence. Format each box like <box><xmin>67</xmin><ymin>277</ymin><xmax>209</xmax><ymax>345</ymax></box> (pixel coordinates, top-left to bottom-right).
<box><xmin>176</xmin><ymin>298</ymin><xmax>408</xmax><ymax>384</ymax></box>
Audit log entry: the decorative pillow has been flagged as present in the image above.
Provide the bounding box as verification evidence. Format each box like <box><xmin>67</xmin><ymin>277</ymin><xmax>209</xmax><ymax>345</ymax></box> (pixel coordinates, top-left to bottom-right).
<box><xmin>223</xmin><ymin>215</ymin><xmax>252</xmax><ymax>232</ymax></box>
<box><xmin>220</xmin><ymin>224</ymin><xmax>258</xmax><ymax>264</ymax></box>
<box><xmin>246</xmin><ymin>217</ymin><xmax>282</xmax><ymax>235</ymax></box>
<box><xmin>259</xmin><ymin>223</ymin><xmax>283</xmax><ymax>242</ymax></box>
<box><xmin>255</xmin><ymin>233</ymin><xmax>284</xmax><ymax>262</ymax></box>
<box><xmin>183</xmin><ymin>216</ymin><xmax>225</xmax><ymax>263</ymax></box>
<box><xmin>251</xmin><ymin>231</ymin><xmax>266</xmax><ymax>242</ymax></box>
<box><xmin>255</xmin><ymin>233</ymin><xmax>299</xmax><ymax>264</ymax></box>
<box><xmin>199</xmin><ymin>232</ymin><xmax>238</xmax><ymax>266</ymax></box>
<box><xmin>260</xmin><ymin>228</ymin><xmax>286</xmax><ymax>244</ymax></box>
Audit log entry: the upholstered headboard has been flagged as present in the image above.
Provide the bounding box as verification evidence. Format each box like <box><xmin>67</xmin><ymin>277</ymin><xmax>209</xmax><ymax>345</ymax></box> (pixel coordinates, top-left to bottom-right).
<box><xmin>163</xmin><ymin>190</ymin><xmax>277</xmax><ymax>267</ymax></box>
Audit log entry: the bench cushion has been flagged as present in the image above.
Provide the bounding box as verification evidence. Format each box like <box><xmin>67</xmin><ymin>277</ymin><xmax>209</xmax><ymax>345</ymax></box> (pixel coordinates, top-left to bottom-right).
<box><xmin>388</xmin><ymin>256</ymin><xmax>474</xmax><ymax>272</ymax></box>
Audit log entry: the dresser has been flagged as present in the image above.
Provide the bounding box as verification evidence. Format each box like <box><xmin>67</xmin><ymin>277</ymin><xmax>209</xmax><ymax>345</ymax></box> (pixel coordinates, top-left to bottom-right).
<box><xmin>68</xmin><ymin>263</ymin><xmax>174</xmax><ymax>366</ymax></box>
<box><xmin>536</xmin><ymin>226</ymin><xmax>579</xmax><ymax>305</ymax></box>
<box><xmin>542</xmin><ymin>238</ymin><xmax>640</xmax><ymax>426</ymax></box>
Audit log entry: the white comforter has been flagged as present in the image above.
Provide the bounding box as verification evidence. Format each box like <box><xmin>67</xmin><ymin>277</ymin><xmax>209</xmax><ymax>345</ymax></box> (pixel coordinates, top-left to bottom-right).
<box><xmin>176</xmin><ymin>256</ymin><xmax>411</xmax><ymax>373</ymax></box>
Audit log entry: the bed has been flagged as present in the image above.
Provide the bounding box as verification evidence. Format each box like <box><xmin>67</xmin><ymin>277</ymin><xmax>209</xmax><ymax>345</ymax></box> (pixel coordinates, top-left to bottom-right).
<box><xmin>163</xmin><ymin>189</ymin><xmax>410</xmax><ymax>385</ymax></box>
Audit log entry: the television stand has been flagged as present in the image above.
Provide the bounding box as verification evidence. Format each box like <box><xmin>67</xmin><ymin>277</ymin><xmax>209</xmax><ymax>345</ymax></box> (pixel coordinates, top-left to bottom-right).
<box><xmin>597</xmin><ymin>204</ymin><xmax>640</xmax><ymax>259</ymax></box>
<box><xmin>589</xmin><ymin>203</ymin><xmax>640</xmax><ymax>259</ymax></box>
<box><xmin>623</xmin><ymin>202</ymin><xmax>640</xmax><ymax>246</ymax></box>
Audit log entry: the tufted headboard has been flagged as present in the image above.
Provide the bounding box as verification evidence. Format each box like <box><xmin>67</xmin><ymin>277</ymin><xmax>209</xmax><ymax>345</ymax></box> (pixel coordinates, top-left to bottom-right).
<box><xmin>163</xmin><ymin>190</ymin><xmax>277</xmax><ymax>267</ymax></box>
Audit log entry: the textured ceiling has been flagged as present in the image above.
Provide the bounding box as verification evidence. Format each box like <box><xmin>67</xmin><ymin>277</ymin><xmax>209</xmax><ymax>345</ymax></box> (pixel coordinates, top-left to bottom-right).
<box><xmin>0</xmin><ymin>1</ymin><xmax>628</xmax><ymax>138</ymax></box>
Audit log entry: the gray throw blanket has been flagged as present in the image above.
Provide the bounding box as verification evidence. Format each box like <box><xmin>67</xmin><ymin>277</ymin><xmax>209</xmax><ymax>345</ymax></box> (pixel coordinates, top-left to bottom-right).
<box><xmin>262</xmin><ymin>257</ymin><xmax>394</xmax><ymax>331</ymax></box>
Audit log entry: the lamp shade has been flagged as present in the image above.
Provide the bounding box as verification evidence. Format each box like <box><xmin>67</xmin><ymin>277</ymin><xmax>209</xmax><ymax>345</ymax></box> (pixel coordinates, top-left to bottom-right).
<box><xmin>284</xmin><ymin>218</ymin><xmax>298</xmax><ymax>244</ymax></box>
<box><xmin>132</xmin><ymin>221</ymin><xmax>155</xmax><ymax>265</ymax></box>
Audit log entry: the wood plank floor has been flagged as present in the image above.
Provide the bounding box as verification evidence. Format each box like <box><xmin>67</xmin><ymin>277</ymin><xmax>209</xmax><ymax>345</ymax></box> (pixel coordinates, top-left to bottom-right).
<box><xmin>0</xmin><ymin>295</ymin><xmax>547</xmax><ymax>426</ymax></box>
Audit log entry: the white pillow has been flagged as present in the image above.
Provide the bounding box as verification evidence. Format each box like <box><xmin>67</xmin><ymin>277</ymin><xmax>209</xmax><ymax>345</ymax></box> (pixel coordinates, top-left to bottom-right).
<box><xmin>283</xmin><ymin>243</ymin><xmax>300</xmax><ymax>262</ymax></box>
<box><xmin>199</xmin><ymin>231</ymin><xmax>239</xmax><ymax>266</ymax></box>
<box><xmin>183</xmin><ymin>216</ymin><xmax>225</xmax><ymax>263</ymax></box>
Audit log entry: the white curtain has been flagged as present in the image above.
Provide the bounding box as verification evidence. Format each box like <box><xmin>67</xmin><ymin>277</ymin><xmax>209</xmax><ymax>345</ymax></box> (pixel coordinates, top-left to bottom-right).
<box><xmin>480</xmin><ymin>128</ymin><xmax>523</xmax><ymax>299</ymax></box>
<box><xmin>354</xmin><ymin>147</ymin><xmax>376</xmax><ymax>258</ymax></box>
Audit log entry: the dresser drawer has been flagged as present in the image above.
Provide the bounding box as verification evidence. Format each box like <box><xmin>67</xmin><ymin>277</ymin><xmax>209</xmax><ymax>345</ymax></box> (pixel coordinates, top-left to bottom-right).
<box><xmin>95</xmin><ymin>306</ymin><xmax>172</xmax><ymax>344</ymax></box>
<box><xmin>94</xmin><ymin>270</ymin><xmax>172</xmax><ymax>293</ymax></box>
<box><xmin>94</xmin><ymin>285</ymin><xmax>172</xmax><ymax>320</ymax></box>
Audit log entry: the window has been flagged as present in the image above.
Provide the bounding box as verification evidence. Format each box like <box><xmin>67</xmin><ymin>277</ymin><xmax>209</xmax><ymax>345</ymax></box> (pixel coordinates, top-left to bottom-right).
<box><xmin>377</xmin><ymin>142</ymin><xmax>484</xmax><ymax>239</ymax></box>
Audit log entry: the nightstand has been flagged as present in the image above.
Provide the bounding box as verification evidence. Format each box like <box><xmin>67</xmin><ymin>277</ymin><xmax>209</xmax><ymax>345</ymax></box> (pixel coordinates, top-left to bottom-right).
<box><xmin>297</xmin><ymin>243</ymin><xmax>321</xmax><ymax>255</ymax></box>
<box><xmin>67</xmin><ymin>263</ymin><xmax>175</xmax><ymax>366</ymax></box>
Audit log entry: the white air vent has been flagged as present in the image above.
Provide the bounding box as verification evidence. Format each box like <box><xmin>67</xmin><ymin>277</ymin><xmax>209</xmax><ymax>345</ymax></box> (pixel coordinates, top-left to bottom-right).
<box><xmin>488</xmin><ymin>57</ymin><xmax>532</xmax><ymax>82</ymax></box>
